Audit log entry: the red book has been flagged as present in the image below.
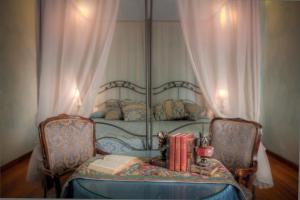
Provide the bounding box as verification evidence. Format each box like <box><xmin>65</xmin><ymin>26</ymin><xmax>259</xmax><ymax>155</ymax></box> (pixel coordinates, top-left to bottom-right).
<box><xmin>180</xmin><ymin>133</ymin><xmax>194</xmax><ymax>172</ymax></box>
<box><xmin>180</xmin><ymin>134</ymin><xmax>188</xmax><ymax>172</ymax></box>
<box><xmin>168</xmin><ymin>133</ymin><xmax>181</xmax><ymax>171</ymax></box>
<box><xmin>175</xmin><ymin>133</ymin><xmax>183</xmax><ymax>171</ymax></box>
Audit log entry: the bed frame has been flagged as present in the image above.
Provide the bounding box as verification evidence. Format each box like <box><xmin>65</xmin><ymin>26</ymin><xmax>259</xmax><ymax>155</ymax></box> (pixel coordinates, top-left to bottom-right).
<box><xmin>95</xmin><ymin>80</ymin><xmax>210</xmax><ymax>151</ymax></box>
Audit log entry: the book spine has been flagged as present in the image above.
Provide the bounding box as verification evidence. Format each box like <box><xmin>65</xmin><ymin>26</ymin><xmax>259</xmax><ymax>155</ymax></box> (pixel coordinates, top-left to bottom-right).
<box><xmin>180</xmin><ymin>134</ymin><xmax>188</xmax><ymax>172</ymax></box>
<box><xmin>168</xmin><ymin>135</ymin><xmax>176</xmax><ymax>171</ymax></box>
<box><xmin>187</xmin><ymin>137</ymin><xmax>196</xmax><ymax>172</ymax></box>
<box><xmin>175</xmin><ymin>134</ymin><xmax>182</xmax><ymax>171</ymax></box>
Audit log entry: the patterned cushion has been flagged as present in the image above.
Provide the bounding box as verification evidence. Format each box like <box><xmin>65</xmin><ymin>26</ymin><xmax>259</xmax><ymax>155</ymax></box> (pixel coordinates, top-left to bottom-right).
<box><xmin>122</xmin><ymin>102</ymin><xmax>146</xmax><ymax>121</ymax></box>
<box><xmin>105</xmin><ymin>108</ymin><xmax>122</xmax><ymax>120</ymax></box>
<box><xmin>210</xmin><ymin>119</ymin><xmax>257</xmax><ymax>172</ymax></box>
<box><xmin>105</xmin><ymin>99</ymin><xmax>122</xmax><ymax>120</ymax></box>
<box><xmin>183</xmin><ymin>102</ymin><xmax>203</xmax><ymax>120</ymax></box>
<box><xmin>105</xmin><ymin>99</ymin><xmax>120</xmax><ymax>107</ymax></box>
<box><xmin>154</xmin><ymin>99</ymin><xmax>187</xmax><ymax>120</ymax></box>
<box><xmin>120</xmin><ymin>99</ymin><xmax>135</xmax><ymax>107</ymax></box>
<box><xmin>153</xmin><ymin>103</ymin><xmax>167</xmax><ymax>120</ymax></box>
<box><xmin>43</xmin><ymin>118</ymin><xmax>94</xmax><ymax>175</ymax></box>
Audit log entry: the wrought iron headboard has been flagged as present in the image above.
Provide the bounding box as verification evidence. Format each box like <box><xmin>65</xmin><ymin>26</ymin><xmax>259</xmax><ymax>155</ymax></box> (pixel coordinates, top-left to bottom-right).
<box><xmin>98</xmin><ymin>80</ymin><xmax>146</xmax><ymax>99</ymax></box>
<box><xmin>98</xmin><ymin>80</ymin><xmax>201</xmax><ymax>98</ymax></box>
<box><xmin>153</xmin><ymin>81</ymin><xmax>201</xmax><ymax>96</ymax></box>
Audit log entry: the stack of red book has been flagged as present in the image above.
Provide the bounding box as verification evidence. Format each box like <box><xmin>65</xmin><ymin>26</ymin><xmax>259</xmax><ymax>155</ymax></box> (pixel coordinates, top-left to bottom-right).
<box><xmin>168</xmin><ymin>133</ymin><xmax>196</xmax><ymax>172</ymax></box>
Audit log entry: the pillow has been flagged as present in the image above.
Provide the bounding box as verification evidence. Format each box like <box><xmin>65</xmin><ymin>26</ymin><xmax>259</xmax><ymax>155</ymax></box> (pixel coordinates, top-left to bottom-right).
<box><xmin>122</xmin><ymin>102</ymin><xmax>146</xmax><ymax>121</ymax></box>
<box><xmin>105</xmin><ymin>99</ymin><xmax>120</xmax><ymax>108</ymax></box>
<box><xmin>153</xmin><ymin>103</ymin><xmax>167</xmax><ymax>120</ymax></box>
<box><xmin>154</xmin><ymin>99</ymin><xmax>187</xmax><ymax>120</ymax></box>
<box><xmin>183</xmin><ymin>102</ymin><xmax>204</xmax><ymax>120</ymax></box>
<box><xmin>90</xmin><ymin>111</ymin><xmax>106</xmax><ymax>118</ymax></box>
<box><xmin>105</xmin><ymin>99</ymin><xmax>122</xmax><ymax>120</ymax></box>
<box><xmin>120</xmin><ymin>99</ymin><xmax>135</xmax><ymax>107</ymax></box>
<box><xmin>105</xmin><ymin>108</ymin><xmax>122</xmax><ymax>120</ymax></box>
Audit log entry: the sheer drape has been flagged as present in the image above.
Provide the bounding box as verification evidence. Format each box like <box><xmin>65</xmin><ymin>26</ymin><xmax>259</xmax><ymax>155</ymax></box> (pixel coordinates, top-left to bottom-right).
<box><xmin>178</xmin><ymin>0</ymin><xmax>273</xmax><ymax>188</ymax></box>
<box><xmin>37</xmin><ymin>0</ymin><xmax>119</xmax><ymax>123</ymax></box>
<box><xmin>94</xmin><ymin>21</ymin><xmax>203</xmax><ymax>107</ymax></box>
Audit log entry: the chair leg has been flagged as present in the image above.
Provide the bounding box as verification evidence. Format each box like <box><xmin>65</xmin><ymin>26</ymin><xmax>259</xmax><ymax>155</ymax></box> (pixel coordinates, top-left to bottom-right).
<box><xmin>54</xmin><ymin>176</ymin><xmax>62</xmax><ymax>198</ymax></box>
<box><xmin>252</xmin><ymin>185</ymin><xmax>256</xmax><ymax>200</ymax></box>
<box><xmin>43</xmin><ymin>180</ymin><xmax>47</xmax><ymax>198</ymax></box>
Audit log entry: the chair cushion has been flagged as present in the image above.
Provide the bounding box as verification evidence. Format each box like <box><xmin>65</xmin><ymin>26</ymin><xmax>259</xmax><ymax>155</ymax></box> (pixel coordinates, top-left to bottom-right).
<box><xmin>43</xmin><ymin>118</ymin><xmax>94</xmax><ymax>175</ymax></box>
<box><xmin>210</xmin><ymin>119</ymin><xmax>257</xmax><ymax>172</ymax></box>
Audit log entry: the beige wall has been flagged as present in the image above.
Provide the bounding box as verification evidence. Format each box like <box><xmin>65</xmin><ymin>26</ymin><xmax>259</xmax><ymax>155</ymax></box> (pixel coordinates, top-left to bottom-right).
<box><xmin>261</xmin><ymin>1</ymin><xmax>300</xmax><ymax>164</ymax></box>
<box><xmin>0</xmin><ymin>0</ymin><xmax>38</xmax><ymax>166</ymax></box>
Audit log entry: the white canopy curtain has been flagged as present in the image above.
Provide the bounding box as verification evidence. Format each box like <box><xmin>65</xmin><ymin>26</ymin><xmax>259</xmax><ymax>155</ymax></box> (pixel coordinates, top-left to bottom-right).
<box><xmin>177</xmin><ymin>0</ymin><xmax>273</xmax><ymax>188</ymax></box>
<box><xmin>37</xmin><ymin>0</ymin><xmax>119</xmax><ymax>123</ymax></box>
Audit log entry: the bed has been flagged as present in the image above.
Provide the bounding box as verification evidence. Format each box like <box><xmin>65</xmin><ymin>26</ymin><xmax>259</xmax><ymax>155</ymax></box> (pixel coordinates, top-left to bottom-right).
<box><xmin>92</xmin><ymin>80</ymin><xmax>211</xmax><ymax>154</ymax></box>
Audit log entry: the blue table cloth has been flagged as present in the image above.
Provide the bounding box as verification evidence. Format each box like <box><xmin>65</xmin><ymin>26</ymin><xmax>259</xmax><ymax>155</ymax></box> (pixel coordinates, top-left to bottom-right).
<box><xmin>65</xmin><ymin>178</ymin><xmax>240</xmax><ymax>199</ymax></box>
<box><xmin>61</xmin><ymin>153</ymin><xmax>245</xmax><ymax>199</ymax></box>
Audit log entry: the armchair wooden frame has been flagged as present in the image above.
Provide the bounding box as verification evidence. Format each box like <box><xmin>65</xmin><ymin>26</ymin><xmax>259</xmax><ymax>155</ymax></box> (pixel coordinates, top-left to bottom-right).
<box><xmin>39</xmin><ymin>114</ymin><xmax>107</xmax><ymax>197</ymax></box>
<box><xmin>209</xmin><ymin>117</ymin><xmax>262</xmax><ymax>198</ymax></box>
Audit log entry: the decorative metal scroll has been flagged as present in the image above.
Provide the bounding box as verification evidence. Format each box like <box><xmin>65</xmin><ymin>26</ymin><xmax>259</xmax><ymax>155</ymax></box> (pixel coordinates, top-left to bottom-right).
<box><xmin>95</xmin><ymin>120</ymin><xmax>210</xmax><ymax>151</ymax></box>
<box><xmin>95</xmin><ymin>121</ymin><xmax>146</xmax><ymax>138</ymax></box>
<box><xmin>96</xmin><ymin>137</ymin><xmax>146</xmax><ymax>151</ymax></box>
<box><xmin>98</xmin><ymin>80</ymin><xmax>146</xmax><ymax>95</ymax></box>
<box><xmin>97</xmin><ymin>80</ymin><xmax>201</xmax><ymax>96</ymax></box>
<box><xmin>153</xmin><ymin>81</ymin><xmax>201</xmax><ymax>96</ymax></box>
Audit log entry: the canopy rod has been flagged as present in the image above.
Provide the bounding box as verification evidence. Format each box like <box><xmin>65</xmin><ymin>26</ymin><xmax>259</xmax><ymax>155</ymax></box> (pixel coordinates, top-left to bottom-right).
<box><xmin>145</xmin><ymin>0</ymin><xmax>153</xmax><ymax>150</ymax></box>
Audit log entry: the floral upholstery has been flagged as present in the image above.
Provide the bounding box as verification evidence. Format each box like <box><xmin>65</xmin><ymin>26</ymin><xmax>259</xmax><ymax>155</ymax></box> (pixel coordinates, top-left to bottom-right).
<box><xmin>210</xmin><ymin>119</ymin><xmax>258</xmax><ymax>173</ymax></box>
<box><xmin>42</xmin><ymin>118</ymin><xmax>94</xmax><ymax>175</ymax></box>
<box><xmin>121</xmin><ymin>102</ymin><xmax>146</xmax><ymax>121</ymax></box>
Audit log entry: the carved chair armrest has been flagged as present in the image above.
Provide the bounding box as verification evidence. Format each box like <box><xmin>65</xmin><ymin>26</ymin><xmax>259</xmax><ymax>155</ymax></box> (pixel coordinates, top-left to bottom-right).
<box><xmin>235</xmin><ymin>161</ymin><xmax>257</xmax><ymax>187</ymax></box>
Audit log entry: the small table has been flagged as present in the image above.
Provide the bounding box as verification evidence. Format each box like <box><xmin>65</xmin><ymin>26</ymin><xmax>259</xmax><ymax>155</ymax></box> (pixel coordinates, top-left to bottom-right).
<box><xmin>62</xmin><ymin>152</ymin><xmax>245</xmax><ymax>199</ymax></box>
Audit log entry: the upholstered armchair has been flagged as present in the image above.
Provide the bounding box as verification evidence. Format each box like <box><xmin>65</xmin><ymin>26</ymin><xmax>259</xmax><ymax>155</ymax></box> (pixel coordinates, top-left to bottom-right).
<box><xmin>39</xmin><ymin>114</ymin><xmax>104</xmax><ymax>197</ymax></box>
<box><xmin>209</xmin><ymin>117</ymin><xmax>261</xmax><ymax>197</ymax></box>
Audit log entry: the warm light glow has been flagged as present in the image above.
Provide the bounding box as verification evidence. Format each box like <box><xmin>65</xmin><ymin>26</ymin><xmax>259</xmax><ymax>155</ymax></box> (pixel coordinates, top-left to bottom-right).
<box><xmin>220</xmin><ymin>6</ymin><xmax>227</xmax><ymax>27</ymax></box>
<box><xmin>73</xmin><ymin>87</ymin><xmax>82</xmax><ymax>106</ymax></box>
<box><xmin>76</xmin><ymin>1</ymin><xmax>91</xmax><ymax>18</ymax></box>
<box><xmin>217</xmin><ymin>89</ymin><xmax>228</xmax><ymax>99</ymax></box>
<box><xmin>220</xmin><ymin>5</ymin><xmax>237</xmax><ymax>27</ymax></box>
<box><xmin>230</xmin><ymin>9</ymin><xmax>237</xmax><ymax>25</ymax></box>
<box><xmin>74</xmin><ymin>88</ymin><xmax>80</xmax><ymax>99</ymax></box>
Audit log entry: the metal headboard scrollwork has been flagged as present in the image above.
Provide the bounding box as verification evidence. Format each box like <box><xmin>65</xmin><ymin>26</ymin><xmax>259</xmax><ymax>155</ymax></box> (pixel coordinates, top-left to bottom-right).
<box><xmin>98</xmin><ymin>80</ymin><xmax>146</xmax><ymax>97</ymax></box>
<box><xmin>97</xmin><ymin>80</ymin><xmax>201</xmax><ymax>98</ymax></box>
<box><xmin>153</xmin><ymin>81</ymin><xmax>201</xmax><ymax>98</ymax></box>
